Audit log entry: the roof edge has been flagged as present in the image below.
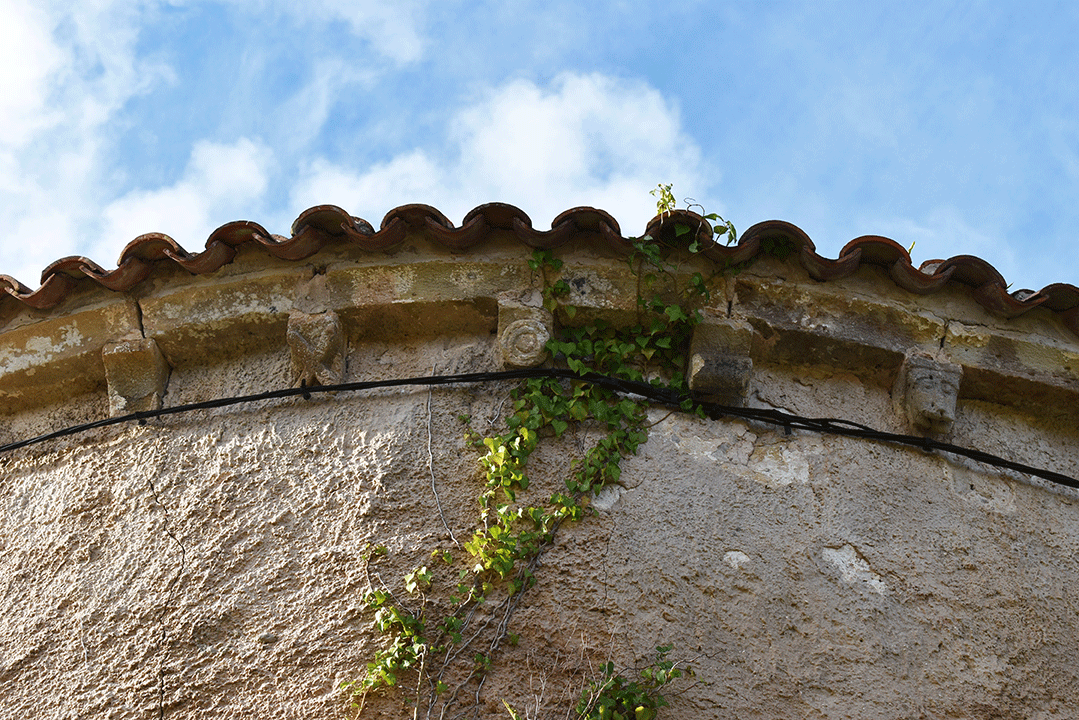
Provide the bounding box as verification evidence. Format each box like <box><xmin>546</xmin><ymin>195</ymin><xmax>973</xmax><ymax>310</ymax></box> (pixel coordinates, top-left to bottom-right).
<box><xmin>1</xmin><ymin>203</ymin><xmax>1077</xmax><ymax>338</ymax></box>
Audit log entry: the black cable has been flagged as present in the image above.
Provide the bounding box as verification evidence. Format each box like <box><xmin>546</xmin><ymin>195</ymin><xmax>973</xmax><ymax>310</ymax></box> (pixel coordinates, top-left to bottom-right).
<box><xmin>1</xmin><ymin>368</ymin><xmax>1075</xmax><ymax>489</ymax></box>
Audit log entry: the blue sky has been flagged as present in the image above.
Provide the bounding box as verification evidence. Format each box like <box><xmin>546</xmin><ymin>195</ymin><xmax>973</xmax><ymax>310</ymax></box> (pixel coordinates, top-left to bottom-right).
<box><xmin>2</xmin><ymin>1</ymin><xmax>1078</xmax><ymax>292</ymax></box>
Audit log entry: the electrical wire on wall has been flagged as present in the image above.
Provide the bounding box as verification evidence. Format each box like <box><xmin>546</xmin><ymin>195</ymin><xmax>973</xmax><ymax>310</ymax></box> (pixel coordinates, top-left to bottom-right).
<box><xmin>1</xmin><ymin>368</ymin><xmax>1075</xmax><ymax>490</ymax></box>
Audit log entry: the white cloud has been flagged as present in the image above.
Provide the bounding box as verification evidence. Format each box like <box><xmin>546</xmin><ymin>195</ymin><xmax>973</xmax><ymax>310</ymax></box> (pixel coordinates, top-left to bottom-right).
<box><xmin>0</xmin><ymin>0</ymin><xmax>67</xmax><ymax>146</ymax></box>
<box><xmin>266</xmin><ymin>0</ymin><xmax>426</xmax><ymax>64</ymax></box>
<box><xmin>98</xmin><ymin>138</ymin><xmax>273</xmax><ymax>259</ymax></box>
<box><xmin>289</xmin><ymin>73</ymin><xmax>707</xmax><ymax>234</ymax></box>
<box><xmin>0</xmin><ymin>0</ymin><xmax>427</xmax><ymax>286</ymax></box>
<box><xmin>294</xmin><ymin>151</ymin><xmax>442</xmax><ymax>214</ymax></box>
<box><xmin>0</xmin><ymin>0</ymin><xmax>176</xmax><ymax>285</ymax></box>
<box><xmin>270</xmin><ymin>58</ymin><xmax>379</xmax><ymax>154</ymax></box>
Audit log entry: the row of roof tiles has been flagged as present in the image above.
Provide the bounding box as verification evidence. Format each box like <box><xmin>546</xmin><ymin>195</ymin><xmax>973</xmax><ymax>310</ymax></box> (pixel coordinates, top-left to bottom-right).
<box><xmin>1</xmin><ymin>203</ymin><xmax>1077</xmax><ymax>338</ymax></box>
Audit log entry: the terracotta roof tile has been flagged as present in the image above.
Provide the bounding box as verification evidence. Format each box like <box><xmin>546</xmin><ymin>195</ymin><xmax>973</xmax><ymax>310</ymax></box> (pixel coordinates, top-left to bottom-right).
<box><xmin>1</xmin><ymin>204</ymin><xmax>1077</xmax><ymax>339</ymax></box>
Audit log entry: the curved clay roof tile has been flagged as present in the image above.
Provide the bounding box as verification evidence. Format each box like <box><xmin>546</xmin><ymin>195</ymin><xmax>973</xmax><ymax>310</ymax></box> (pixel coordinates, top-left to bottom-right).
<box><xmin>117</xmin><ymin>233</ymin><xmax>186</xmax><ymax>263</ymax></box>
<box><xmin>889</xmin><ymin>259</ymin><xmax>955</xmax><ymax>295</ymax></box>
<box><xmin>290</xmin><ymin>205</ymin><xmax>357</xmax><ymax>237</ymax></box>
<box><xmin>644</xmin><ymin>209</ymin><xmax>712</xmax><ymax>249</ymax></box>
<box><xmin>462</xmin><ymin>202</ymin><xmax>532</xmax><ymax>231</ymax></box>
<box><xmin>2</xmin><ymin>271</ymin><xmax>77</xmax><ymax>309</ymax></box>
<box><xmin>357</xmin><ymin>216</ymin><xmax>408</xmax><ymax>250</ymax></box>
<box><xmin>934</xmin><ymin>255</ymin><xmax>1008</xmax><ymax>289</ymax></box>
<box><xmin>382</xmin><ymin>204</ymin><xmax>453</xmax><ymax>231</ymax></box>
<box><xmin>551</xmin><ymin>206</ymin><xmax>621</xmax><ymax>236</ymax></box>
<box><xmin>164</xmin><ymin>241</ymin><xmax>237</xmax><ymax>275</ymax></box>
<box><xmin>43</xmin><ymin>256</ymin><xmax>109</xmax><ymax>280</ymax></box>
<box><xmin>1</xmin><ymin>204</ymin><xmax>1077</xmax><ymax>340</ymax></box>
<box><xmin>972</xmin><ymin>283</ymin><xmax>1049</xmax><ymax>318</ymax></box>
<box><xmin>206</xmin><ymin>220</ymin><xmax>274</xmax><ymax>248</ymax></box>
<box><xmin>842</xmin><ymin>236</ymin><xmax>909</xmax><ymax>266</ymax></box>
<box><xmin>55</xmin><ymin>256</ymin><xmax>155</xmax><ymax>292</ymax></box>
<box><xmin>1036</xmin><ymin>283</ymin><xmax>1079</xmax><ymax>312</ymax></box>
<box><xmin>799</xmin><ymin>245</ymin><xmax>863</xmax><ymax>282</ymax></box>
<box><xmin>510</xmin><ymin>215</ymin><xmax>577</xmax><ymax>249</ymax></box>
<box><xmin>424</xmin><ymin>211</ymin><xmax>489</xmax><ymax>251</ymax></box>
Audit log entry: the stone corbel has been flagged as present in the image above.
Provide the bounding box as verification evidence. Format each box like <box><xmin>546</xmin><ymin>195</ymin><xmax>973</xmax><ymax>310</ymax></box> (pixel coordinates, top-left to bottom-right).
<box><xmin>287</xmin><ymin>309</ymin><xmax>346</xmax><ymax>387</ymax></box>
<box><xmin>687</xmin><ymin>319</ymin><xmax>754</xmax><ymax>406</ymax></box>
<box><xmin>497</xmin><ymin>304</ymin><xmax>552</xmax><ymax>368</ymax></box>
<box><xmin>102</xmin><ymin>338</ymin><xmax>171</xmax><ymax>417</ymax></box>
<box><xmin>896</xmin><ymin>351</ymin><xmax>963</xmax><ymax>435</ymax></box>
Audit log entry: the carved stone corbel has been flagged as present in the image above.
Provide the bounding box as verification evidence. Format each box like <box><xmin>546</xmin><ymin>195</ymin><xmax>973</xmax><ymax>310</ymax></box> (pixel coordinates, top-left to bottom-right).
<box><xmin>287</xmin><ymin>309</ymin><xmax>346</xmax><ymax>387</ymax></box>
<box><xmin>896</xmin><ymin>351</ymin><xmax>963</xmax><ymax>434</ymax></box>
<box><xmin>687</xmin><ymin>319</ymin><xmax>754</xmax><ymax>406</ymax></box>
<box><xmin>102</xmin><ymin>338</ymin><xmax>170</xmax><ymax>417</ymax></box>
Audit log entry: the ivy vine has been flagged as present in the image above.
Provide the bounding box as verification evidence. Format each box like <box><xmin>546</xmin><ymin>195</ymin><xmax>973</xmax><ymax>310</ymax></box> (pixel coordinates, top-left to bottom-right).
<box><xmin>343</xmin><ymin>188</ymin><xmax>735</xmax><ymax>718</ymax></box>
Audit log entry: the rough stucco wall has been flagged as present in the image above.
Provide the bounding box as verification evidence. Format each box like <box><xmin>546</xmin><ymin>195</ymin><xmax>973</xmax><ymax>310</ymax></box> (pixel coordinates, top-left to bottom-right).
<box><xmin>2</xmin><ymin>323</ymin><xmax>1079</xmax><ymax>720</ymax></box>
<box><xmin>0</xmin><ymin>335</ymin><xmax>504</xmax><ymax>719</ymax></box>
<box><xmin>600</xmin><ymin>387</ymin><xmax>1079</xmax><ymax>719</ymax></box>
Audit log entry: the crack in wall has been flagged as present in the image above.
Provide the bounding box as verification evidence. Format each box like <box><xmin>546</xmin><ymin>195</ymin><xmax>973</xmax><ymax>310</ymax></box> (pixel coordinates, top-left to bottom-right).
<box><xmin>134</xmin><ymin>300</ymin><xmax>146</xmax><ymax>339</ymax></box>
<box><xmin>146</xmin><ymin>474</ymin><xmax>187</xmax><ymax>720</ymax></box>
<box><xmin>427</xmin><ymin>381</ymin><xmax>459</xmax><ymax>547</ymax></box>
<box><xmin>600</xmin><ymin>525</ymin><xmax>614</xmax><ymax>636</ymax></box>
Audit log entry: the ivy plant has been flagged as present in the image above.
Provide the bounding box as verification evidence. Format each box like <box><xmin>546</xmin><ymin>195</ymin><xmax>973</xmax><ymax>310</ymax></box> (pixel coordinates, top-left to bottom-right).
<box><xmin>574</xmin><ymin>645</ymin><xmax>693</xmax><ymax>720</ymax></box>
<box><xmin>344</xmin><ymin>186</ymin><xmax>728</xmax><ymax>718</ymax></box>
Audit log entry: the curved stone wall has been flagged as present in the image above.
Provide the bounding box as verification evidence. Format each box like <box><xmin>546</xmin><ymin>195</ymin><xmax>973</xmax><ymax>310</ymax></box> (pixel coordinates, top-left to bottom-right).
<box><xmin>1</xmin><ymin>229</ymin><xmax>1078</xmax><ymax>719</ymax></box>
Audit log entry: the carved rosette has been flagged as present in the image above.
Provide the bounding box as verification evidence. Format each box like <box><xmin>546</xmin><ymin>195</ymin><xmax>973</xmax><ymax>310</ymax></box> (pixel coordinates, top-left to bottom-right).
<box><xmin>500</xmin><ymin>318</ymin><xmax>551</xmax><ymax>368</ymax></box>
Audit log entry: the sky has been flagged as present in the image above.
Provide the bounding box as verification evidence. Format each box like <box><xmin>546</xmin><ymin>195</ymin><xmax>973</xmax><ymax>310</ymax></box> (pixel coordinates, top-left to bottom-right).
<box><xmin>2</xmin><ymin>0</ymin><xmax>1078</xmax><ymax>292</ymax></box>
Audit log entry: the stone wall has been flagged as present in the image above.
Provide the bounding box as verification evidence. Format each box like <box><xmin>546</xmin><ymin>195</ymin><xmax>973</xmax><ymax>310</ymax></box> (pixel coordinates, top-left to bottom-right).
<box><xmin>1</xmin><ymin>231</ymin><xmax>1078</xmax><ymax>719</ymax></box>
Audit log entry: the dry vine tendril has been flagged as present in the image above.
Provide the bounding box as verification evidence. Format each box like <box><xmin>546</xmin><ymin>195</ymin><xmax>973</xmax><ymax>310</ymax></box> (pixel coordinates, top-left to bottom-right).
<box><xmin>343</xmin><ymin>187</ymin><xmax>729</xmax><ymax>718</ymax></box>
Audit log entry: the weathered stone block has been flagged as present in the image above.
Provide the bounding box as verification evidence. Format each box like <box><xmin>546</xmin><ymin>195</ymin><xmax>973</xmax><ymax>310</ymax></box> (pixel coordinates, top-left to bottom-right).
<box><xmin>0</xmin><ymin>300</ymin><xmax>141</xmax><ymax>406</ymax></box>
<box><xmin>688</xmin><ymin>319</ymin><xmax>754</xmax><ymax>405</ymax></box>
<box><xmin>102</xmin><ymin>338</ymin><xmax>170</xmax><ymax>416</ymax></box>
<box><xmin>140</xmin><ymin>270</ymin><xmax>298</xmax><ymax>366</ymax></box>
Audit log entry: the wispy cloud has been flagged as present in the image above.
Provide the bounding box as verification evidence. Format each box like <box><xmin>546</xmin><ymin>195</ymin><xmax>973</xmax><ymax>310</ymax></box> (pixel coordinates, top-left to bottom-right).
<box><xmin>98</xmin><ymin>138</ymin><xmax>273</xmax><ymax>260</ymax></box>
<box><xmin>285</xmin><ymin>0</ymin><xmax>428</xmax><ymax>64</ymax></box>
<box><xmin>0</xmin><ymin>0</ymin><xmax>429</xmax><ymax>285</ymax></box>
<box><xmin>1</xmin><ymin>1</ymin><xmax>1076</xmax><ymax>292</ymax></box>
<box><xmin>289</xmin><ymin>72</ymin><xmax>706</xmax><ymax>234</ymax></box>
<box><xmin>0</xmin><ymin>0</ymin><xmax>174</xmax><ymax>284</ymax></box>
<box><xmin>872</xmin><ymin>206</ymin><xmax>1021</xmax><ymax>286</ymax></box>
<box><xmin>0</xmin><ymin>1</ymin><xmax>66</xmax><ymax>146</ymax></box>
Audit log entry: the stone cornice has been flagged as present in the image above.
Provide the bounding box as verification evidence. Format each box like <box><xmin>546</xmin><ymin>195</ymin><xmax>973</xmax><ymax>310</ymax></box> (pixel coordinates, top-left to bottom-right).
<box><xmin>1</xmin><ymin>222</ymin><xmax>1077</xmax><ymax>429</ymax></box>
